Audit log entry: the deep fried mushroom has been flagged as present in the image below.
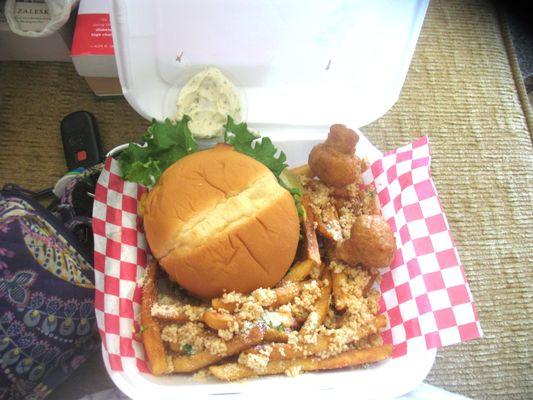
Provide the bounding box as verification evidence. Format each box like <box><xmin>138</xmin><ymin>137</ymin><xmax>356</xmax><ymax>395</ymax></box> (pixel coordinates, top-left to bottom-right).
<box><xmin>335</xmin><ymin>215</ymin><xmax>396</xmax><ymax>269</ymax></box>
<box><xmin>308</xmin><ymin>124</ymin><xmax>361</xmax><ymax>187</ymax></box>
<box><xmin>328</xmin><ymin>124</ymin><xmax>358</xmax><ymax>153</ymax></box>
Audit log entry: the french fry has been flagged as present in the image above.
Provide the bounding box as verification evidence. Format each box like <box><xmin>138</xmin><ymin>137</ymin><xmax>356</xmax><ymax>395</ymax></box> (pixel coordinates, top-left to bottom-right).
<box><xmin>368</xmin><ymin>191</ymin><xmax>381</xmax><ymax>215</ymax></box>
<box><xmin>141</xmin><ymin>261</ymin><xmax>171</xmax><ymax>375</ymax></box>
<box><xmin>201</xmin><ymin>311</ymin><xmax>296</xmax><ymax>343</ymax></box>
<box><xmin>262</xmin><ymin>311</ymin><xmax>299</xmax><ymax>330</ymax></box>
<box><xmin>167</xmin><ymin>333</ymin><xmax>210</xmax><ymax>354</ymax></box>
<box><xmin>282</xmin><ymin>259</ymin><xmax>316</xmax><ymax>283</ymax></box>
<box><xmin>210</xmin><ymin>344</ymin><xmax>393</xmax><ymax>381</ymax></box>
<box><xmin>360</xmin><ymin>158</ymin><xmax>370</xmax><ymax>172</ymax></box>
<box><xmin>212</xmin><ymin>281</ymin><xmax>309</xmax><ymax>312</ymax></box>
<box><xmin>314</xmin><ymin>273</ymin><xmax>332</xmax><ymax>326</ymax></box>
<box><xmin>332</xmin><ymin>270</ymin><xmax>349</xmax><ymax>311</ymax></box>
<box><xmin>246</xmin><ymin>314</ymin><xmax>387</xmax><ymax>361</ymax></box>
<box><xmin>263</xmin><ymin>312</ymin><xmax>299</xmax><ymax>343</ymax></box>
<box><xmin>168</xmin><ymin>341</ymin><xmax>184</xmax><ymax>353</ymax></box>
<box><xmin>362</xmin><ymin>269</ymin><xmax>380</xmax><ymax>297</ymax></box>
<box><xmin>316</xmin><ymin>344</ymin><xmax>392</xmax><ymax>370</ymax></box>
<box><xmin>172</xmin><ymin>325</ymin><xmax>265</xmax><ymax>373</ymax></box>
<box><xmin>209</xmin><ymin>363</ymin><xmax>256</xmax><ymax>381</ymax></box>
<box><xmin>166</xmin><ymin>329</ymin><xmax>215</xmax><ymax>354</ymax></box>
<box><xmin>151</xmin><ymin>304</ymin><xmax>206</xmax><ymax>322</ymax></box>
<box><xmin>300</xmin><ymin>274</ymin><xmax>331</xmax><ymax>335</ymax></box>
<box><xmin>264</xmin><ymin>328</ymin><xmax>289</xmax><ymax>343</ymax></box>
<box><xmin>271</xmin><ymin>282</ymin><xmax>306</xmax><ymax>308</ymax></box>
<box><xmin>151</xmin><ymin>304</ymin><xmax>230</xmax><ymax>329</ymax></box>
<box><xmin>356</xmin><ymin>333</ymin><xmax>384</xmax><ymax>349</ymax></box>
<box><xmin>310</xmin><ymin>261</ymin><xmax>325</xmax><ymax>279</ymax></box>
<box><xmin>371</xmin><ymin>314</ymin><xmax>388</xmax><ymax>330</ymax></box>
<box><xmin>211</xmin><ymin>297</ymin><xmax>237</xmax><ymax>313</ymax></box>
<box><xmin>253</xmin><ymin>335</ymin><xmax>334</xmax><ymax>361</ymax></box>
<box><xmin>301</xmin><ymin>195</ymin><xmax>321</xmax><ymax>265</ymax></box>
<box><xmin>315</xmin><ymin>203</ymin><xmax>343</xmax><ymax>242</ymax></box>
<box><xmin>332</xmin><ymin>187</ymin><xmax>353</xmax><ymax>198</ymax></box>
<box><xmin>202</xmin><ymin>309</ymin><xmax>237</xmax><ymax>330</ymax></box>
<box><xmin>151</xmin><ymin>309</ymin><xmax>189</xmax><ymax>322</ymax></box>
<box><xmin>289</xmin><ymin>164</ymin><xmax>314</xmax><ymax>177</ymax></box>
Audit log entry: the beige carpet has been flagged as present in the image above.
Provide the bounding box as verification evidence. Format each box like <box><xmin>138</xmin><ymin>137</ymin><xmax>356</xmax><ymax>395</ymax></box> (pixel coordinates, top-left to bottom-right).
<box><xmin>362</xmin><ymin>1</ymin><xmax>533</xmax><ymax>399</ymax></box>
<box><xmin>0</xmin><ymin>0</ymin><xmax>531</xmax><ymax>398</ymax></box>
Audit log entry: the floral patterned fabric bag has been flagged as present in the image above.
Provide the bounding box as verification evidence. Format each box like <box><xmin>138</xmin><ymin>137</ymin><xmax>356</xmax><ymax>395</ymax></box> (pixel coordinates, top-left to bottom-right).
<box><xmin>0</xmin><ymin>166</ymin><xmax>102</xmax><ymax>400</ymax></box>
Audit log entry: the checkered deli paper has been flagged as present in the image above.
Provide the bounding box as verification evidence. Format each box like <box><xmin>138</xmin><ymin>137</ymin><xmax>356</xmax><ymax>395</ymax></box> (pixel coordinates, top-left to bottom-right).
<box><xmin>92</xmin><ymin>135</ymin><xmax>482</xmax><ymax>372</ymax></box>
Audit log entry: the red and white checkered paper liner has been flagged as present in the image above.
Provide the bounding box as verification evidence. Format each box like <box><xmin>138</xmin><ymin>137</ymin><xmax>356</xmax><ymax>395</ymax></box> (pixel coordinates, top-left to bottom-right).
<box><xmin>93</xmin><ymin>135</ymin><xmax>482</xmax><ymax>372</ymax></box>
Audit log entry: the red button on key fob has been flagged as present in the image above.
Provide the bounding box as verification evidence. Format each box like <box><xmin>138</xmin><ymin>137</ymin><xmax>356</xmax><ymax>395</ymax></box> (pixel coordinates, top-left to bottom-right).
<box><xmin>76</xmin><ymin>150</ymin><xmax>87</xmax><ymax>161</ymax></box>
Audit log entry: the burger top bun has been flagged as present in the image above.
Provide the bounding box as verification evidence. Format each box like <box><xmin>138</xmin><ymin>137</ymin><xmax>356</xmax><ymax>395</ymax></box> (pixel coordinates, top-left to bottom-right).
<box><xmin>143</xmin><ymin>144</ymin><xmax>300</xmax><ymax>299</ymax></box>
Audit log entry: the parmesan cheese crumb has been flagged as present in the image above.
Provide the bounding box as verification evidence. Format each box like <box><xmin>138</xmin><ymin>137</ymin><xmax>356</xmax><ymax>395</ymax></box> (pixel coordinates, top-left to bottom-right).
<box><xmin>237</xmin><ymin>300</ymin><xmax>264</xmax><ymax>321</ymax></box>
<box><xmin>160</xmin><ymin>324</ymin><xmax>178</xmax><ymax>343</ymax></box>
<box><xmin>300</xmin><ymin>311</ymin><xmax>319</xmax><ymax>344</ymax></box>
<box><xmin>137</xmin><ymin>270</ymin><xmax>148</xmax><ymax>288</ymax></box>
<box><xmin>303</xmin><ymin>179</ymin><xmax>332</xmax><ymax>217</ymax></box>
<box><xmin>238</xmin><ymin>352</ymin><xmax>270</xmax><ymax>372</ymax></box>
<box><xmin>278</xmin><ymin>304</ymin><xmax>292</xmax><ymax>314</ymax></box>
<box><xmin>161</xmin><ymin>322</ymin><xmax>207</xmax><ymax>354</ymax></box>
<box><xmin>287</xmin><ymin>331</ymin><xmax>299</xmax><ymax>346</ymax></box>
<box><xmin>252</xmin><ymin>288</ymin><xmax>277</xmax><ymax>306</ymax></box>
<box><xmin>284</xmin><ymin>365</ymin><xmax>302</xmax><ymax>377</ymax></box>
<box><xmin>151</xmin><ymin>303</ymin><xmax>204</xmax><ymax>321</ymax></box>
<box><xmin>258</xmin><ymin>345</ymin><xmax>273</xmax><ymax>358</ymax></box>
<box><xmin>339</xmin><ymin>206</ymin><xmax>357</xmax><ymax>239</ymax></box>
<box><xmin>192</xmin><ymin>369</ymin><xmax>209</xmax><ymax>381</ymax></box>
<box><xmin>218</xmin><ymin>328</ymin><xmax>235</xmax><ymax>341</ymax></box>
<box><xmin>221</xmin><ymin>291</ymin><xmax>246</xmax><ymax>304</ymax></box>
<box><xmin>166</xmin><ymin>356</ymin><xmax>174</xmax><ymax>374</ymax></box>
<box><xmin>204</xmin><ymin>337</ymin><xmax>227</xmax><ymax>356</ymax></box>
<box><xmin>292</xmin><ymin>280</ymin><xmax>321</xmax><ymax>320</ymax></box>
<box><xmin>330</xmin><ymin>261</ymin><xmax>347</xmax><ymax>274</ymax></box>
<box><xmin>304</xmin><ymin>174</ymin><xmax>378</xmax><ymax>241</ymax></box>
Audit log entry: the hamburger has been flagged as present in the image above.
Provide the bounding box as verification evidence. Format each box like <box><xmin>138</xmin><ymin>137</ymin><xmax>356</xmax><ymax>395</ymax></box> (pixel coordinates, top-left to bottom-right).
<box><xmin>143</xmin><ymin>144</ymin><xmax>300</xmax><ymax>299</ymax></box>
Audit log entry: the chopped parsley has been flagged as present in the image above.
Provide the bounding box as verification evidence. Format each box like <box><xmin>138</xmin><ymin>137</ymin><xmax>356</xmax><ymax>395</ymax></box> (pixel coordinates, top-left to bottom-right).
<box><xmin>259</xmin><ymin>313</ymin><xmax>285</xmax><ymax>332</ymax></box>
<box><xmin>182</xmin><ymin>344</ymin><xmax>195</xmax><ymax>356</ymax></box>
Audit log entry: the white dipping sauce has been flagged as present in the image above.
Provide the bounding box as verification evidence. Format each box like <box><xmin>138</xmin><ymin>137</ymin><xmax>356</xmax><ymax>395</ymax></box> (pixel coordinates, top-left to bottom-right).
<box><xmin>176</xmin><ymin>67</ymin><xmax>242</xmax><ymax>139</ymax></box>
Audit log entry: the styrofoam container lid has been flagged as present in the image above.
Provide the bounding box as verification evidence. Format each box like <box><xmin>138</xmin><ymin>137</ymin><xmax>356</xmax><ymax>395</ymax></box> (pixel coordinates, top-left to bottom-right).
<box><xmin>110</xmin><ymin>0</ymin><xmax>429</xmax><ymax>137</ymax></box>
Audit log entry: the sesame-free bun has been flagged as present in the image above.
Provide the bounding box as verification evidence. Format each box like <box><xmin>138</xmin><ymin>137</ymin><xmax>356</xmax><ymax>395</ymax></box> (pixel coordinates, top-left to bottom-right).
<box><xmin>143</xmin><ymin>144</ymin><xmax>300</xmax><ymax>299</ymax></box>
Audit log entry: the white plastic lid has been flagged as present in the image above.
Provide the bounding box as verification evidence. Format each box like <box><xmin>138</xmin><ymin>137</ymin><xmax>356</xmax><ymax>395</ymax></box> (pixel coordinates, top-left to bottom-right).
<box><xmin>111</xmin><ymin>0</ymin><xmax>428</xmax><ymax>133</ymax></box>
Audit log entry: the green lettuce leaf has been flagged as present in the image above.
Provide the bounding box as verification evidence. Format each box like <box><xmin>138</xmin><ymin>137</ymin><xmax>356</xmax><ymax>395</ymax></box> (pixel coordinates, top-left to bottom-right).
<box><xmin>118</xmin><ymin>117</ymin><xmax>197</xmax><ymax>186</ymax></box>
<box><xmin>224</xmin><ymin>116</ymin><xmax>303</xmax><ymax>216</ymax></box>
<box><xmin>224</xmin><ymin>116</ymin><xmax>288</xmax><ymax>177</ymax></box>
<box><xmin>118</xmin><ymin>115</ymin><xmax>303</xmax><ymax>216</ymax></box>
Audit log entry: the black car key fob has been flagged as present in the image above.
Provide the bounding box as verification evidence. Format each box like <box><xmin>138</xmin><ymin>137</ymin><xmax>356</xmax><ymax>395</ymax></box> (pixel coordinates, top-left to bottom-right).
<box><xmin>60</xmin><ymin>111</ymin><xmax>103</xmax><ymax>170</ymax></box>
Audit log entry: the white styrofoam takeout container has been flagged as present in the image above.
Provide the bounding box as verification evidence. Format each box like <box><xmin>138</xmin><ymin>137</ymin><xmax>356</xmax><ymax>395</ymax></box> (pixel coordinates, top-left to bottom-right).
<box><xmin>107</xmin><ymin>1</ymin><xmax>434</xmax><ymax>398</ymax></box>
<box><xmin>105</xmin><ymin>131</ymin><xmax>437</xmax><ymax>400</ymax></box>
